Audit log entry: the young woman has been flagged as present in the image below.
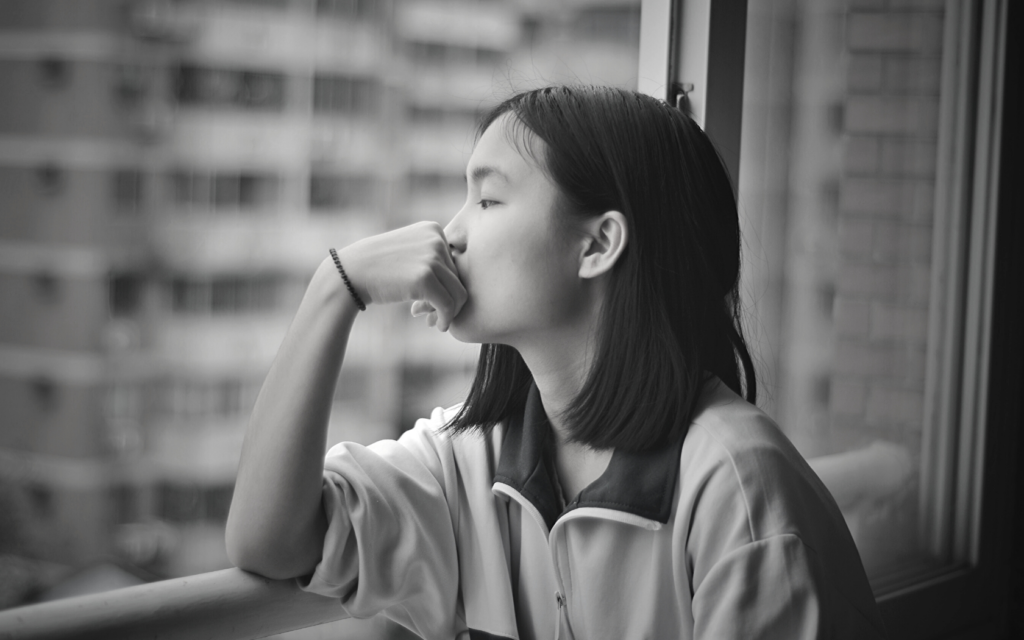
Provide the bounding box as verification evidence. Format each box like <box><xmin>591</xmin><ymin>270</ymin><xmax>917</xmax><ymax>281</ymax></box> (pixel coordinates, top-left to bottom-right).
<box><xmin>226</xmin><ymin>86</ymin><xmax>887</xmax><ymax>639</ymax></box>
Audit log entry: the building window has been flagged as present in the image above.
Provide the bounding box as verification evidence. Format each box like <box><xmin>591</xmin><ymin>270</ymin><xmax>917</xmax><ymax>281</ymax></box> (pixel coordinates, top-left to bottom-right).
<box><xmin>223</xmin><ymin>0</ymin><xmax>291</xmax><ymax>10</ymax></box>
<box><xmin>109</xmin><ymin>273</ymin><xmax>144</xmax><ymax>317</ymax></box>
<box><xmin>408</xmin><ymin>172</ymin><xmax>463</xmax><ymax>195</ymax></box>
<box><xmin>405</xmin><ymin>42</ymin><xmax>505</xmax><ymax>68</ymax></box>
<box><xmin>32</xmin><ymin>271</ymin><xmax>60</xmax><ymax>301</ymax></box>
<box><xmin>160</xmin><ymin>376</ymin><xmax>260</xmax><ymax>420</ymax></box>
<box><xmin>38</xmin><ymin>57</ymin><xmax>70</xmax><ymax>88</ymax></box>
<box><xmin>157</xmin><ymin>482</ymin><xmax>235</xmax><ymax>524</ymax></box>
<box><xmin>317</xmin><ymin>0</ymin><xmax>374</xmax><ymax>19</ymax></box>
<box><xmin>170</xmin><ymin>278</ymin><xmax>210</xmax><ymax>314</ymax></box>
<box><xmin>112</xmin><ymin>170</ymin><xmax>144</xmax><ymax>215</ymax></box>
<box><xmin>171</xmin><ymin>171</ymin><xmax>211</xmax><ymax>209</ymax></box>
<box><xmin>309</xmin><ymin>174</ymin><xmax>377</xmax><ymax>211</ymax></box>
<box><xmin>312</xmin><ymin>75</ymin><xmax>379</xmax><ymax>115</ymax></box>
<box><xmin>173</xmin><ymin>64</ymin><xmax>285</xmax><ymax>111</ymax></box>
<box><xmin>158</xmin><ymin>482</ymin><xmax>200</xmax><ymax>523</ymax></box>
<box><xmin>169</xmin><ymin>275</ymin><xmax>281</xmax><ymax>315</ymax></box>
<box><xmin>114</xmin><ymin>63</ymin><xmax>151</xmax><ymax>107</ymax></box>
<box><xmin>110</xmin><ymin>484</ymin><xmax>139</xmax><ymax>524</ymax></box>
<box><xmin>170</xmin><ymin>169</ymin><xmax>278</xmax><ymax>211</ymax></box>
<box><xmin>408</xmin><ymin>105</ymin><xmax>481</xmax><ymax>126</ymax></box>
<box><xmin>28</xmin><ymin>484</ymin><xmax>53</xmax><ymax>519</ymax></box>
<box><xmin>569</xmin><ymin>7</ymin><xmax>642</xmax><ymax>42</ymax></box>
<box><xmin>204</xmin><ymin>484</ymin><xmax>234</xmax><ymax>522</ymax></box>
<box><xmin>36</xmin><ymin>164</ymin><xmax>64</xmax><ymax>196</ymax></box>
<box><xmin>106</xmin><ymin>381</ymin><xmax>143</xmax><ymax>422</ymax></box>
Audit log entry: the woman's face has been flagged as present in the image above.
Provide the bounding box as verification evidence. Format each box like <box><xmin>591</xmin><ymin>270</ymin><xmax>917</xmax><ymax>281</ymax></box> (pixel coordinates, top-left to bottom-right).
<box><xmin>444</xmin><ymin>113</ymin><xmax>590</xmax><ymax>346</ymax></box>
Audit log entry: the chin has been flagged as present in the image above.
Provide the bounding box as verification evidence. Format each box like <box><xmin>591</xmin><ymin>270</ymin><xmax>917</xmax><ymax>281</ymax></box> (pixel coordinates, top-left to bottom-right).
<box><xmin>447</xmin><ymin>305</ymin><xmax>507</xmax><ymax>346</ymax></box>
<box><xmin>447</xmin><ymin>314</ymin><xmax>482</xmax><ymax>344</ymax></box>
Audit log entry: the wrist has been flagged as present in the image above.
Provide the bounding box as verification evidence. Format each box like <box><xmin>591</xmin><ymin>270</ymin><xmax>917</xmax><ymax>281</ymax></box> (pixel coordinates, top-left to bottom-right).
<box><xmin>309</xmin><ymin>257</ymin><xmax>363</xmax><ymax>318</ymax></box>
<box><xmin>328</xmin><ymin>247</ymin><xmax>366</xmax><ymax>311</ymax></box>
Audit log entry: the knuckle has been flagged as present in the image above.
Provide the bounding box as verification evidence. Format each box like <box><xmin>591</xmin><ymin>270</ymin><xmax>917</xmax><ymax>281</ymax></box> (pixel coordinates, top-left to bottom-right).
<box><xmin>414</xmin><ymin>265</ymin><xmax>433</xmax><ymax>284</ymax></box>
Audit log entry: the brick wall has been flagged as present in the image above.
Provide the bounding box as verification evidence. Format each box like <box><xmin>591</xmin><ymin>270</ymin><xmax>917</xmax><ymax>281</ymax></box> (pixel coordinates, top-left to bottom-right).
<box><xmin>828</xmin><ymin>0</ymin><xmax>944</xmax><ymax>452</ymax></box>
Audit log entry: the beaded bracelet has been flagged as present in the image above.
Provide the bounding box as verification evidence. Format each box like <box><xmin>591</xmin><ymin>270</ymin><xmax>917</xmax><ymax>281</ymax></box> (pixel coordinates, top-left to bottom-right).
<box><xmin>328</xmin><ymin>248</ymin><xmax>366</xmax><ymax>311</ymax></box>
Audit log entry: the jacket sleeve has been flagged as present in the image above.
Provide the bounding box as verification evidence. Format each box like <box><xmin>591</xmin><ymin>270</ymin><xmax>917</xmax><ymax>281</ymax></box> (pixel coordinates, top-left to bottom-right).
<box><xmin>682</xmin><ymin>418</ymin><xmax>887</xmax><ymax>640</ymax></box>
<box><xmin>691</xmin><ymin>534</ymin><xmax>824</xmax><ymax>639</ymax></box>
<box><xmin>297</xmin><ymin>410</ymin><xmax>463</xmax><ymax>640</ymax></box>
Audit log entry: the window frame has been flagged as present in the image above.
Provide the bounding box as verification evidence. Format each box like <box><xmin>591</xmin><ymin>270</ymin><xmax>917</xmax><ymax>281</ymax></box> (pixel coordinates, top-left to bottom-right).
<box><xmin>638</xmin><ymin>0</ymin><xmax>1019</xmax><ymax>637</ymax></box>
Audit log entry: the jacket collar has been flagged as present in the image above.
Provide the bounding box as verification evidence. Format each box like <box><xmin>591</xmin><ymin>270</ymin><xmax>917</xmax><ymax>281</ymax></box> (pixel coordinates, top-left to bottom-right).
<box><xmin>492</xmin><ymin>384</ymin><xmax>684</xmax><ymax>530</ymax></box>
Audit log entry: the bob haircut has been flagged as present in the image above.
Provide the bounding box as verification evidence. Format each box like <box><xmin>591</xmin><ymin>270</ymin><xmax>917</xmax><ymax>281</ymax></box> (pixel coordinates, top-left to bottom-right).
<box><xmin>446</xmin><ymin>85</ymin><xmax>757</xmax><ymax>453</ymax></box>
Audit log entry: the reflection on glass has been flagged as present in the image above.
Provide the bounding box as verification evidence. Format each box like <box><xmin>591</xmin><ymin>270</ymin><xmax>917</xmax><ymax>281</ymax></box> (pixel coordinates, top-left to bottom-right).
<box><xmin>739</xmin><ymin>0</ymin><xmax>956</xmax><ymax>589</ymax></box>
<box><xmin>0</xmin><ymin>0</ymin><xmax>640</xmax><ymax>629</ymax></box>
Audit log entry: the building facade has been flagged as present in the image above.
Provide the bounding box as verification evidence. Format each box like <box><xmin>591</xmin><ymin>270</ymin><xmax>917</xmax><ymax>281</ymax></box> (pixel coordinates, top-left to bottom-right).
<box><xmin>0</xmin><ymin>0</ymin><xmax>640</xmax><ymax>598</ymax></box>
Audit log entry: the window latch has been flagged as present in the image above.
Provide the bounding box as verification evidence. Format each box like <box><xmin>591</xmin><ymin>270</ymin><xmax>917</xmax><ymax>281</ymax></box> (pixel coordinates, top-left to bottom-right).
<box><xmin>672</xmin><ymin>82</ymin><xmax>694</xmax><ymax>114</ymax></box>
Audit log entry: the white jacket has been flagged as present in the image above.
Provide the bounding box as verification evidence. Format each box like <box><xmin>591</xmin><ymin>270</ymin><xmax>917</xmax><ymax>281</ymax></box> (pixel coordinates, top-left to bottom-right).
<box><xmin>300</xmin><ymin>379</ymin><xmax>888</xmax><ymax>639</ymax></box>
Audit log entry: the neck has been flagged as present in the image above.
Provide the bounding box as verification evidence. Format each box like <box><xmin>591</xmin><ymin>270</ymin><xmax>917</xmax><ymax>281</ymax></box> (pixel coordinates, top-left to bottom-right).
<box><xmin>514</xmin><ymin>316</ymin><xmax>600</xmax><ymax>447</ymax></box>
<box><xmin>507</xmin><ymin>276</ymin><xmax>606</xmax><ymax>446</ymax></box>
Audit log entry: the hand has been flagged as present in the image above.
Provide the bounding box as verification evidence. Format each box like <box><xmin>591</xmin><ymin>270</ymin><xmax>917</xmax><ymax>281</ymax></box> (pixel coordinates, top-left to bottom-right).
<box><xmin>339</xmin><ymin>222</ymin><xmax>467</xmax><ymax>332</ymax></box>
<box><xmin>410</xmin><ymin>299</ymin><xmax>443</xmax><ymax>329</ymax></box>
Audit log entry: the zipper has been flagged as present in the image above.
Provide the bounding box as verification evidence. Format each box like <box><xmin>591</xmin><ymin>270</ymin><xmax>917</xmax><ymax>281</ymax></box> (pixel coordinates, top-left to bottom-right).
<box><xmin>549</xmin><ymin>522</ymin><xmax>575</xmax><ymax>640</ymax></box>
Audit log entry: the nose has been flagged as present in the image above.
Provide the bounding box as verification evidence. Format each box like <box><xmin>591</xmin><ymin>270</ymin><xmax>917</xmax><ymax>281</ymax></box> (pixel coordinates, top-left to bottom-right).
<box><xmin>444</xmin><ymin>207</ymin><xmax>467</xmax><ymax>256</ymax></box>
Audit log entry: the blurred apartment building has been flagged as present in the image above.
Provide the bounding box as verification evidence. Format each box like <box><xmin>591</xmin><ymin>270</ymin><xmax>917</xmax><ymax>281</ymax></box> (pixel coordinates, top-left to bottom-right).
<box><xmin>0</xmin><ymin>0</ymin><xmax>639</xmax><ymax>597</ymax></box>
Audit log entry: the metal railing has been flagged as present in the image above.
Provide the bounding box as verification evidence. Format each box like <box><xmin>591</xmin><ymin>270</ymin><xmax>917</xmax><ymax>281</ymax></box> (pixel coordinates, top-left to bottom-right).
<box><xmin>0</xmin><ymin>568</ymin><xmax>347</xmax><ymax>640</ymax></box>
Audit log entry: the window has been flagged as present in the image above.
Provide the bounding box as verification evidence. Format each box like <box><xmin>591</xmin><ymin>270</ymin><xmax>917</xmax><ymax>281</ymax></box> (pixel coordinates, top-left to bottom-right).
<box><xmin>27</xmin><ymin>484</ymin><xmax>53</xmax><ymax>519</ymax></box>
<box><xmin>158</xmin><ymin>482</ymin><xmax>201</xmax><ymax>523</ymax></box>
<box><xmin>407</xmin><ymin>105</ymin><xmax>482</xmax><ymax>126</ymax></box>
<box><xmin>316</xmin><ymin>0</ymin><xmax>374</xmax><ymax>20</ymax></box>
<box><xmin>173</xmin><ymin>64</ymin><xmax>285</xmax><ymax>111</ymax></box>
<box><xmin>35</xmin><ymin>164</ymin><xmax>64</xmax><ymax>196</ymax></box>
<box><xmin>158</xmin><ymin>482</ymin><xmax>235</xmax><ymax>524</ymax></box>
<box><xmin>30</xmin><ymin>377</ymin><xmax>58</xmax><ymax>411</ymax></box>
<box><xmin>32</xmin><ymin>271</ymin><xmax>60</xmax><ymax>302</ymax></box>
<box><xmin>171</xmin><ymin>171</ymin><xmax>212</xmax><ymax>209</ymax></box>
<box><xmin>114</xmin><ymin>64</ymin><xmax>151</xmax><ymax>107</ymax></box>
<box><xmin>644</xmin><ymin>0</ymin><xmax>1014</xmax><ymax>636</ymax></box>
<box><xmin>112</xmin><ymin>170</ymin><xmax>144</xmax><ymax>215</ymax></box>
<box><xmin>109</xmin><ymin>273</ymin><xmax>144</xmax><ymax>317</ymax></box>
<box><xmin>105</xmin><ymin>381</ymin><xmax>143</xmax><ymax>422</ymax></box>
<box><xmin>309</xmin><ymin>174</ymin><xmax>377</xmax><ymax>211</ymax></box>
<box><xmin>157</xmin><ymin>375</ymin><xmax>261</xmax><ymax>421</ymax></box>
<box><xmin>405</xmin><ymin>42</ymin><xmax>505</xmax><ymax>68</ymax></box>
<box><xmin>170</xmin><ymin>169</ymin><xmax>278</xmax><ymax>211</ymax></box>
<box><xmin>169</xmin><ymin>275</ymin><xmax>281</xmax><ymax>315</ymax></box>
<box><xmin>312</xmin><ymin>75</ymin><xmax>380</xmax><ymax>115</ymax></box>
<box><xmin>110</xmin><ymin>484</ymin><xmax>139</xmax><ymax>525</ymax></box>
<box><xmin>38</xmin><ymin>57</ymin><xmax>69</xmax><ymax>88</ymax></box>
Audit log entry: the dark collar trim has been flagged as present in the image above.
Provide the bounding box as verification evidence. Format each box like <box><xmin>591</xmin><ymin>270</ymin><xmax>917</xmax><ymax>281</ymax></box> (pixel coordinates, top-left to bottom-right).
<box><xmin>493</xmin><ymin>384</ymin><xmax>684</xmax><ymax>529</ymax></box>
<box><xmin>469</xmin><ymin>630</ymin><xmax>515</xmax><ymax>640</ymax></box>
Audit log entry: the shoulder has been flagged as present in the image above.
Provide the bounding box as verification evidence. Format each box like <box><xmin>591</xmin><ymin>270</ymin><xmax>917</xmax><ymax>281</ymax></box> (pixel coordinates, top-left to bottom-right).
<box><xmin>678</xmin><ymin>382</ymin><xmax>888</xmax><ymax>638</ymax></box>
<box><xmin>677</xmin><ymin>379</ymin><xmax>846</xmax><ymax>545</ymax></box>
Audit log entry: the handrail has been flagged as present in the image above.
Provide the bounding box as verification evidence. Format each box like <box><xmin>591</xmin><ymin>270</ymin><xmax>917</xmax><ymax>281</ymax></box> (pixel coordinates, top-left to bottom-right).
<box><xmin>0</xmin><ymin>568</ymin><xmax>348</xmax><ymax>640</ymax></box>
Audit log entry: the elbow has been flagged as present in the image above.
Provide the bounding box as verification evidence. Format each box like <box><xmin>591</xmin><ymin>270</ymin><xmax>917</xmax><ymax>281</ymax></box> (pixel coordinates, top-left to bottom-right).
<box><xmin>225</xmin><ymin>512</ymin><xmax>322</xmax><ymax>580</ymax></box>
<box><xmin>225</xmin><ymin>516</ymin><xmax>268</xmax><ymax>576</ymax></box>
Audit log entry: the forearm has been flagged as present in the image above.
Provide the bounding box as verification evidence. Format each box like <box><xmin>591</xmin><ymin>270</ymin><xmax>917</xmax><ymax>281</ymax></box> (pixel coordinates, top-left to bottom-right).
<box><xmin>226</xmin><ymin>257</ymin><xmax>359</xmax><ymax>578</ymax></box>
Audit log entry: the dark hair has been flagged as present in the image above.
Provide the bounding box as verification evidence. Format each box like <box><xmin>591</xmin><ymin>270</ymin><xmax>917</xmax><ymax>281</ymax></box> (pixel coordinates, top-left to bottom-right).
<box><xmin>446</xmin><ymin>85</ymin><xmax>756</xmax><ymax>452</ymax></box>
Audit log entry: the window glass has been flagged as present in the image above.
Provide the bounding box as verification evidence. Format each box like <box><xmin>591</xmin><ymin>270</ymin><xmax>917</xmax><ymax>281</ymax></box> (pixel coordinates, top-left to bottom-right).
<box><xmin>112</xmin><ymin>170</ymin><xmax>144</xmax><ymax>214</ymax></box>
<box><xmin>173</xmin><ymin>64</ymin><xmax>286</xmax><ymax>110</ymax></box>
<box><xmin>109</xmin><ymin>273</ymin><xmax>144</xmax><ymax>317</ymax></box>
<box><xmin>738</xmin><ymin>0</ymin><xmax>960</xmax><ymax>588</ymax></box>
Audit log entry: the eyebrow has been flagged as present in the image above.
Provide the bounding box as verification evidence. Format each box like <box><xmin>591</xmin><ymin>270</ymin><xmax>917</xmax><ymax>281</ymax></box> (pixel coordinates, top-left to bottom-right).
<box><xmin>466</xmin><ymin>165</ymin><xmax>510</xmax><ymax>185</ymax></box>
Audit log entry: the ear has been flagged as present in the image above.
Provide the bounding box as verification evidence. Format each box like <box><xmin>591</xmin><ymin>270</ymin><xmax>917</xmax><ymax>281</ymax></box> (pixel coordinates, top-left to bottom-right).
<box><xmin>578</xmin><ymin>211</ymin><xmax>628</xmax><ymax>280</ymax></box>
